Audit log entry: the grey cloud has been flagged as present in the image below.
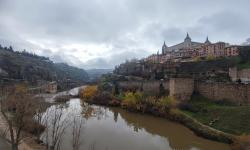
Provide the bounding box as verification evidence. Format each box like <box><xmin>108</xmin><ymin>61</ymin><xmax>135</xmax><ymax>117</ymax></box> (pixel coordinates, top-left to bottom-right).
<box><xmin>0</xmin><ymin>0</ymin><xmax>250</xmax><ymax>69</ymax></box>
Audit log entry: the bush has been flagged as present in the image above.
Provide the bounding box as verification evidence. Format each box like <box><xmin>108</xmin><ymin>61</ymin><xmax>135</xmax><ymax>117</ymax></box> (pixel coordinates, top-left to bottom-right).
<box><xmin>194</xmin><ymin>57</ymin><xmax>201</xmax><ymax>62</ymax></box>
<box><xmin>206</xmin><ymin>55</ymin><xmax>216</xmax><ymax>61</ymax></box>
<box><xmin>144</xmin><ymin>96</ymin><xmax>158</xmax><ymax>106</ymax></box>
<box><xmin>239</xmin><ymin>46</ymin><xmax>250</xmax><ymax>63</ymax></box>
<box><xmin>122</xmin><ymin>92</ymin><xmax>143</xmax><ymax>109</ymax></box>
<box><xmin>91</xmin><ymin>91</ymin><xmax>112</xmax><ymax>105</ymax></box>
<box><xmin>156</xmin><ymin>96</ymin><xmax>177</xmax><ymax>112</ymax></box>
<box><xmin>81</xmin><ymin>85</ymin><xmax>98</xmax><ymax>101</ymax></box>
<box><xmin>179</xmin><ymin>103</ymin><xmax>198</xmax><ymax>112</ymax></box>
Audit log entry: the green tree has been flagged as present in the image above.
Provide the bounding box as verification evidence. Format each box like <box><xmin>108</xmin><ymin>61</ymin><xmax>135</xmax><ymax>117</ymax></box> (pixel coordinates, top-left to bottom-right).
<box><xmin>239</xmin><ymin>46</ymin><xmax>250</xmax><ymax>63</ymax></box>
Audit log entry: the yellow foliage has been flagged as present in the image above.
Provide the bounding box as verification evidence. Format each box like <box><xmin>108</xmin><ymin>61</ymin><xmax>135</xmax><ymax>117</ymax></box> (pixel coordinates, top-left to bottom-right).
<box><xmin>206</xmin><ymin>55</ymin><xmax>216</xmax><ymax>61</ymax></box>
<box><xmin>122</xmin><ymin>92</ymin><xmax>143</xmax><ymax>108</ymax></box>
<box><xmin>157</xmin><ymin>96</ymin><xmax>177</xmax><ymax>111</ymax></box>
<box><xmin>81</xmin><ymin>85</ymin><xmax>98</xmax><ymax>100</ymax></box>
<box><xmin>194</xmin><ymin>57</ymin><xmax>201</xmax><ymax>62</ymax></box>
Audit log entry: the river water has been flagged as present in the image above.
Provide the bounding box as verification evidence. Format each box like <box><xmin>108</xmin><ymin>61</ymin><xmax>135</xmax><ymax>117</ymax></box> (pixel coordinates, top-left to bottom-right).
<box><xmin>41</xmin><ymin>98</ymin><xmax>230</xmax><ymax>150</ymax></box>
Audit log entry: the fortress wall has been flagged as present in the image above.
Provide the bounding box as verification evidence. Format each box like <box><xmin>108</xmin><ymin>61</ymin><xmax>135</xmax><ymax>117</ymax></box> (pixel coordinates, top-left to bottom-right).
<box><xmin>169</xmin><ymin>78</ymin><xmax>194</xmax><ymax>102</ymax></box>
<box><xmin>229</xmin><ymin>67</ymin><xmax>250</xmax><ymax>83</ymax></box>
<box><xmin>195</xmin><ymin>82</ymin><xmax>250</xmax><ymax>105</ymax></box>
<box><xmin>118</xmin><ymin>78</ymin><xmax>250</xmax><ymax>105</ymax></box>
<box><xmin>118</xmin><ymin>80</ymin><xmax>169</xmax><ymax>95</ymax></box>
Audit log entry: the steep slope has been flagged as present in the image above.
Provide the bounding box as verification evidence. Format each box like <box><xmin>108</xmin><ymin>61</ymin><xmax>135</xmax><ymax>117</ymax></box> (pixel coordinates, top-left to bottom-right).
<box><xmin>0</xmin><ymin>47</ymin><xmax>89</xmax><ymax>88</ymax></box>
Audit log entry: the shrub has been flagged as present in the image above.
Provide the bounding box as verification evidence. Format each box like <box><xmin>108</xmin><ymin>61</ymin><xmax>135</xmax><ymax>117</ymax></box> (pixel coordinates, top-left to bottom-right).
<box><xmin>194</xmin><ymin>57</ymin><xmax>201</xmax><ymax>62</ymax></box>
<box><xmin>179</xmin><ymin>103</ymin><xmax>198</xmax><ymax>112</ymax></box>
<box><xmin>156</xmin><ymin>96</ymin><xmax>177</xmax><ymax>112</ymax></box>
<box><xmin>144</xmin><ymin>96</ymin><xmax>158</xmax><ymax>106</ymax></box>
<box><xmin>91</xmin><ymin>91</ymin><xmax>112</xmax><ymax>105</ymax></box>
<box><xmin>206</xmin><ymin>55</ymin><xmax>216</xmax><ymax>61</ymax></box>
<box><xmin>81</xmin><ymin>85</ymin><xmax>98</xmax><ymax>101</ymax></box>
<box><xmin>122</xmin><ymin>92</ymin><xmax>143</xmax><ymax>109</ymax></box>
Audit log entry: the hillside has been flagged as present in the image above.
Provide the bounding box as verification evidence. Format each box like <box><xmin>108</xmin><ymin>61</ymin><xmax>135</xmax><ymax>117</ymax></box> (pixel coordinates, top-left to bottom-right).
<box><xmin>0</xmin><ymin>46</ymin><xmax>89</xmax><ymax>89</ymax></box>
<box><xmin>86</xmin><ymin>69</ymin><xmax>113</xmax><ymax>81</ymax></box>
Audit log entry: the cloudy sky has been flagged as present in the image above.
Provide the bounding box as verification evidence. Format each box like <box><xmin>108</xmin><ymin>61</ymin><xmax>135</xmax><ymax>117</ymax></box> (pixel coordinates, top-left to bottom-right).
<box><xmin>0</xmin><ymin>0</ymin><xmax>249</xmax><ymax>69</ymax></box>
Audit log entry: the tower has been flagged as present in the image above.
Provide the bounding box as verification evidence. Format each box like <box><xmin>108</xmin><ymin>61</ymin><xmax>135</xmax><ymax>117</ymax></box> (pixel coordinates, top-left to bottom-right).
<box><xmin>204</xmin><ymin>36</ymin><xmax>211</xmax><ymax>44</ymax></box>
<box><xmin>162</xmin><ymin>41</ymin><xmax>168</xmax><ymax>55</ymax></box>
<box><xmin>184</xmin><ymin>32</ymin><xmax>192</xmax><ymax>47</ymax></box>
<box><xmin>184</xmin><ymin>32</ymin><xmax>192</xmax><ymax>42</ymax></box>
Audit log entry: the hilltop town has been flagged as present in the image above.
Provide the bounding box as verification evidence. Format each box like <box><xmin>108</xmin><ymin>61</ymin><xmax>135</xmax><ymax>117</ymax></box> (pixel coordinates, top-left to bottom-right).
<box><xmin>146</xmin><ymin>33</ymin><xmax>240</xmax><ymax>63</ymax></box>
<box><xmin>114</xmin><ymin>33</ymin><xmax>250</xmax><ymax>84</ymax></box>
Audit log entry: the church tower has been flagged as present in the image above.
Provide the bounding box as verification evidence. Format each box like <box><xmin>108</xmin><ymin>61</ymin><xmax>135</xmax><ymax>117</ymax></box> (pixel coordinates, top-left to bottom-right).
<box><xmin>184</xmin><ymin>32</ymin><xmax>192</xmax><ymax>47</ymax></box>
<box><xmin>162</xmin><ymin>41</ymin><xmax>167</xmax><ymax>55</ymax></box>
<box><xmin>204</xmin><ymin>36</ymin><xmax>211</xmax><ymax>44</ymax></box>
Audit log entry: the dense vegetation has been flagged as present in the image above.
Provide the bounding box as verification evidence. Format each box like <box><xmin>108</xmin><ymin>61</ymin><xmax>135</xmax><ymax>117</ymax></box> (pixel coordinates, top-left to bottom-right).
<box><xmin>0</xmin><ymin>45</ymin><xmax>89</xmax><ymax>89</ymax></box>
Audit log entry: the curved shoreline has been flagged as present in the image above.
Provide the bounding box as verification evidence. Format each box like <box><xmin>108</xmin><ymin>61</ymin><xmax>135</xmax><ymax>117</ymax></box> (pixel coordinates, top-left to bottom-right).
<box><xmin>87</xmin><ymin>100</ymin><xmax>236</xmax><ymax>145</ymax></box>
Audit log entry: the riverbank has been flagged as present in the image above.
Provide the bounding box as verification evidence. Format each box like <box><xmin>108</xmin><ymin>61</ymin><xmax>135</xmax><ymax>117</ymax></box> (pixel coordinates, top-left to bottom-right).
<box><xmin>39</xmin><ymin>98</ymin><xmax>231</xmax><ymax>150</ymax></box>
<box><xmin>79</xmin><ymin>85</ymin><xmax>250</xmax><ymax>149</ymax></box>
<box><xmin>0</xmin><ymin>113</ymin><xmax>46</xmax><ymax>150</ymax></box>
<box><xmin>0</xmin><ymin>86</ymin><xmax>85</xmax><ymax>150</ymax></box>
<box><xmin>181</xmin><ymin>95</ymin><xmax>250</xmax><ymax>135</ymax></box>
<box><xmin>85</xmin><ymin>98</ymin><xmax>235</xmax><ymax>144</ymax></box>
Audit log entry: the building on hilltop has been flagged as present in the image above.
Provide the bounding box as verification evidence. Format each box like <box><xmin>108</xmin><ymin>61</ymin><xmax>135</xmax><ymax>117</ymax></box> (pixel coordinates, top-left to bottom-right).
<box><xmin>144</xmin><ymin>33</ymin><xmax>242</xmax><ymax>64</ymax></box>
<box><xmin>147</xmin><ymin>33</ymin><xmax>240</xmax><ymax>63</ymax></box>
<box><xmin>162</xmin><ymin>33</ymin><xmax>203</xmax><ymax>54</ymax></box>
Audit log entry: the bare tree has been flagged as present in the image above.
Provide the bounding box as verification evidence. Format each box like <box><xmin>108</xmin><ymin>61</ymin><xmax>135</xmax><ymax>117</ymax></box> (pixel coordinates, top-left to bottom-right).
<box><xmin>0</xmin><ymin>85</ymin><xmax>37</xmax><ymax>150</ymax></box>
<box><xmin>89</xmin><ymin>142</ymin><xmax>96</xmax><ymax>150</ymax></box>
<box><xmin>71</xmin><ymin>116</ymin><xmax>84</xmax><ymax>150</ymax></box>
<box><xmin>33</xmin><ymin>98</ymin><xmax>49</xmax><ymax>142</ymax></box>
<box><xmin>41</xmin><ymin>105</ymin><xmax>68</xmax><ymax>150</ymax></box>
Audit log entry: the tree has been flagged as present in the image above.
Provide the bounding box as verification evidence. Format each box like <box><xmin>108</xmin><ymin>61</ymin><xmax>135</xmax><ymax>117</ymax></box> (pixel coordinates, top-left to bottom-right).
<box><xmin>239</xmin><ymin>46</ymin><xmax>250</xmax><ymax>63</ymax></box>
<box><xmin>241</xmin><ymin>38</ymin><xmax>250</xmax><ymax>46</ymax></box>
<box><xmin>112</xmin><ymin>81</ymin><xmax>119</xmax><ymax>95</ymax></box>
<box><xmin>8</xmin><ymin>46</ymin><xmax>13</xmax><ymax>52</ymax></box>
<box><xmin>159</xmin><ymin>83</ymin><xmax>165</xmax><ymax>97</ymax></box>
<box><xmin>0</xmin><ymin>84</ymin><xmax>37</xmax><ymax>150</ymax></box>
<box><xmin>71</xmin><ymin>116</ymin><xmax>84</xmax><ymax>150</ymax></box>
<box><xmin>41</xmin><ymin>105</ymin><xmax>68</xmax><ymax>150</ymax></box>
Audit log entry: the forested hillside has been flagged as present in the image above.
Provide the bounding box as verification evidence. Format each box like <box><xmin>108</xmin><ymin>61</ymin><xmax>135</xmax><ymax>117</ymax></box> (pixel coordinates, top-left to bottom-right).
<box><xmin>0</xmin><ymin>45</ymin><xmax>89</xmax><ymax>88</ymax></box>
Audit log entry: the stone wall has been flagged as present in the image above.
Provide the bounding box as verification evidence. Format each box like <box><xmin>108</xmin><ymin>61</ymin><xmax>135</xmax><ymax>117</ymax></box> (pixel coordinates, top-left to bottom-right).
<box><xmin>195</xmin><ymin>82</ymin><xmax>250</xmax><ymax>105</ymax></box>
<box><xmin>118</xmin><ymin>80</ymin><xmax>169</xmax><ymax>95</ymax></box>
<box><xmin>118</xmin><ymin>78</ymin><xmax>250</xmax><ymax>105</ymax></box>
<box><xmin>229</xmin><ymin>67</ymin><xmax>250</xmax><ymax>83</ymax></box>
<box><xmin>169</xmin><ymin>78</ymin><xmax>194</xmax><ymax>101</ymax></box>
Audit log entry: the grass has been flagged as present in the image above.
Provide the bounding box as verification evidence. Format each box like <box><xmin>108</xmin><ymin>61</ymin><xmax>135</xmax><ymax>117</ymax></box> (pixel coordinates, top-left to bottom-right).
<box><xmin>237</xmin><ymin>62</ymin><xmax>250</xmax><ymax>70</ymax></box>
<box><xmin>181</xmin><ymin>95</ymin><xmax>250</xmax><ymax>135</ymax></box>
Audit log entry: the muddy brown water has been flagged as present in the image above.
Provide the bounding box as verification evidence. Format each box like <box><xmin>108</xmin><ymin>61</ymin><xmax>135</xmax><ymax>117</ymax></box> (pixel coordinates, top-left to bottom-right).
<box><xmin>41</xmin><ymin>98</ymin><xmax>230</xmax><ymax>150</ymax></box>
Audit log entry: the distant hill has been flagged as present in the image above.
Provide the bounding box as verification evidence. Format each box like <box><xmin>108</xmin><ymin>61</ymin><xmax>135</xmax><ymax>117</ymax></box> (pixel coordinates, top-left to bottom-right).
<box><xmin>0</xmin><ymin>45</ymin><xmax>89</xmax><ymax>89</ymax></box>
<box><xmin>86</xmin><ymin>69</ymin><xmax>113</xmax><ymax>81</ymax></box>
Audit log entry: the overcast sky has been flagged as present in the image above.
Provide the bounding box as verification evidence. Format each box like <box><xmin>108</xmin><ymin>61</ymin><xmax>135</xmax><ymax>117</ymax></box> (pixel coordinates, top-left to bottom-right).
<box><xmin>0</xmin><ymin>0</ymin><xmax>249</xmax><ymax>69</ymax></box>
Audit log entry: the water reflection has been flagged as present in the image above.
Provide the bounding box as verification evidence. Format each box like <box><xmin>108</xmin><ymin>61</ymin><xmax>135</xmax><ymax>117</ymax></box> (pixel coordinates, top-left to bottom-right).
<box><xmin>42</xmin><ymin>99</ymin><xmax>230</xmax><ymax>150</ymax></box>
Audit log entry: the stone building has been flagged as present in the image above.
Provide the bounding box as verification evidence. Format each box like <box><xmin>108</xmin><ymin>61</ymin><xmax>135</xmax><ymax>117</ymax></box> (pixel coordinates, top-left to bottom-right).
<box><xmin>225</xmin><ymin>45</ymin><xmax>239</xmax><ymax>57</ymax></box>
<box><xmin>45</xmin><ymin>81</ymin><xmax>57</xmax><ymax>93</ymax></box>
<box><xmin>145</xmin><ymin>33</ymin><xmax>240</xmax><ymax>64</ymax></box>
<box><xmin>162</xmin><ymin>33</ymin><xmax>203</xmax><ymax>54</ymax></box>
<box><xmin>206</xmin><ymin>42</ymin><xmax>227</xmax><ymax>57</ymax></box>
<box><xmin>160</xmin><ymin>33</ymin><xmax>212</xmax><ymax>62</ymax></box>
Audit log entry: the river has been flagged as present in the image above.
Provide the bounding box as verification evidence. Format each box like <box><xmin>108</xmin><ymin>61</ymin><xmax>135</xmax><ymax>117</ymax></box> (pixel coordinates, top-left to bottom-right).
<box><xmin>41</xmin><ymin>98</ymin><xmax>230</xmax><ymax>150</ymax></box>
